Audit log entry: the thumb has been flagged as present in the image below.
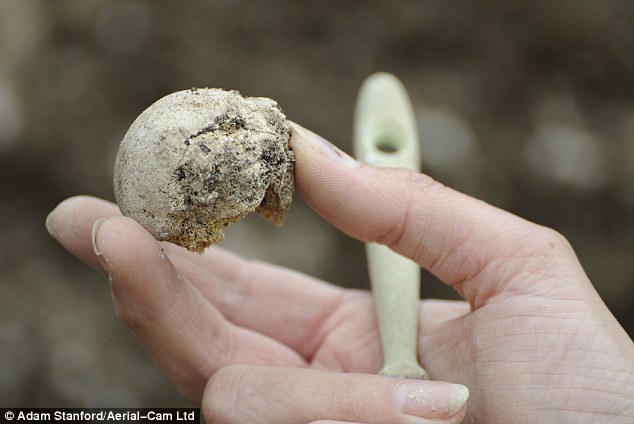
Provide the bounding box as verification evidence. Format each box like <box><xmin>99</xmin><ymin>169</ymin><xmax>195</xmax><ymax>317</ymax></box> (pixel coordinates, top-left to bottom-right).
<box><xmin>204</xmin><ymin>365</ymin><xmax>469</xmax><ymax>424</ymax></box>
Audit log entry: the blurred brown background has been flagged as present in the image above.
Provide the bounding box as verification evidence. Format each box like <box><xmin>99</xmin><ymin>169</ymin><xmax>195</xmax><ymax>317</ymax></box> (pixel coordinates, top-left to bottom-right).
<box><xmin>1</xmin><ymin>0</ymin><xmax>633</xmax><ymax>407</ymax></box>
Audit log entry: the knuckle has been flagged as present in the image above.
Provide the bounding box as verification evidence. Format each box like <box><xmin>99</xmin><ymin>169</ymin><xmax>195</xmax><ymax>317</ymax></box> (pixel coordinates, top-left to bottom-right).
<box><xmin>375</xmin><ymin>168</ymin><xmax>440</xmax><ymax>247</ymax></box>
<box><xmin>533</xmin><ymin>225</ymin><xmax>573</xmax><ymax>254</ymax></box>
<box><xmin>109</xmin><ymin>290</ymin><xmax>137</xmax><ymax>326</ymax></box>
<box><xmin>203</xmin><ymin>365</ymin><xmax>248</xmax><ymax>424</ymax></box>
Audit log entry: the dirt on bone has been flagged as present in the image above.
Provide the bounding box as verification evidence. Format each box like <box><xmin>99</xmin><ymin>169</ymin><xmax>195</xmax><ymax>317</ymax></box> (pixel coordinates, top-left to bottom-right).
<box><xmin>113</xmin><ymin>88</ymin><xmax>295</xmax><ymax>252</ymax></box>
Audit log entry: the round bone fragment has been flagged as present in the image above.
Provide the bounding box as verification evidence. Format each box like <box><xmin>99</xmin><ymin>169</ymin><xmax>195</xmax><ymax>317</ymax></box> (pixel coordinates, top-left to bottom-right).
<box><xmin>113</xmin><ymin>88</ymin><xmax>294</xmax><ymax>252</ymax></box>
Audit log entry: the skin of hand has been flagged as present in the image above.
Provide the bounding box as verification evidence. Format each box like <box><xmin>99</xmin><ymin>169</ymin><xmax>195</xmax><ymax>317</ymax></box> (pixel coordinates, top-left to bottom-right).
<box><xmin>45</xmin><ymin>124</ymin><xmax>634</xmax><ymax>424</ymax></box>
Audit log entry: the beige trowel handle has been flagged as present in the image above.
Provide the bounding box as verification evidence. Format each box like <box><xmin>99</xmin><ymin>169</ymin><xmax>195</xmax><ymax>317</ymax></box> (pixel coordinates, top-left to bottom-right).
<box><xmin>353</xmin><ymin>72</ymin><xmax>428</xmax><ymax>379</ymax></box>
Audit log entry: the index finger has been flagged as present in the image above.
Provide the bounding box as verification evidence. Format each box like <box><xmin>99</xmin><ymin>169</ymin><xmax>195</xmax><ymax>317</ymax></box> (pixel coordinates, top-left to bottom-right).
<box><xmin>290</xmin><ymin>124</ymin><xmax>586</xmax><ymax>307</ymax></box>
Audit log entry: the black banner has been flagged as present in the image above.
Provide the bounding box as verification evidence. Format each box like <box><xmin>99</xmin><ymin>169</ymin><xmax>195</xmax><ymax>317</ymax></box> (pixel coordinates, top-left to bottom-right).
<box><xmin>0</xmin><ymin>409</ymin><xmax>200</xmax><ymax>424</ymax></box>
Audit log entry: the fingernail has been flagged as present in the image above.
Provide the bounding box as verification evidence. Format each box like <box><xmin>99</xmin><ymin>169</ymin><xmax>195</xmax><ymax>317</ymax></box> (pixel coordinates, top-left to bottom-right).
<box><xmin>92</xmin><ymin>218</ymin><xmax>106</xmax><ymax>256</ymax></box>
<box><xmin>92</xmin><ymin>218</ymin><xmax>111</xmax><ymax>277</ymax></box>
<box><xmin>45</xmin><ymin>209</ymin><xmax>56</xmax><ymax>235</ymax></box>
<box><xmin>396</xmin><ymin>380</ymin><xmax>469</xmax><ymax>421</ymax></box>
<box><xmin>290</xmin><ymin>122</ymin><xmax>360</xmax><ymax>168</ymax></box>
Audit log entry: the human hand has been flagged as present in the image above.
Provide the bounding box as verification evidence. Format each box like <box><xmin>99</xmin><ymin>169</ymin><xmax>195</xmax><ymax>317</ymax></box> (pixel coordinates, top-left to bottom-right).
<box><xmin>44</xmin><ymin>203</ymin><xmax>468</xmax><ymax>422</ymax></box>
<box><xmin>46</xmin><ymin>124</ymin><xmax>634</xmax><ymax>423</ymax></box>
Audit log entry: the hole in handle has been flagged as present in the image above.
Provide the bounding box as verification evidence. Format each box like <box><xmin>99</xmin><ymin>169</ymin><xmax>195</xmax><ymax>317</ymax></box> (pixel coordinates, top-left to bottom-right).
<box><xmin>373</xmin><ymin>126</ymin><xmax>404</xmax><ymax>154</ymax></box>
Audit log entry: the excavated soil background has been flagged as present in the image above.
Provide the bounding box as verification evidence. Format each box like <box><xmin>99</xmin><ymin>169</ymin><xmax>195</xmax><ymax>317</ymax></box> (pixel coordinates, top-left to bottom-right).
<box><xmin>1</xmin><ymin>0</ymin><xmax>633</xmax><ymax>406</ymax></box>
